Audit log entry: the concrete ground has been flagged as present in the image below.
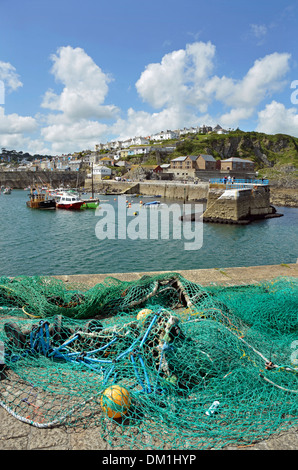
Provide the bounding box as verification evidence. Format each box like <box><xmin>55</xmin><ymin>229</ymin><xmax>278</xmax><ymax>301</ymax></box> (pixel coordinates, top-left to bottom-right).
<box><xmin>0</xmin><ymin>263</ymin><xmax>297</xmax><ymax>451</ymax></box>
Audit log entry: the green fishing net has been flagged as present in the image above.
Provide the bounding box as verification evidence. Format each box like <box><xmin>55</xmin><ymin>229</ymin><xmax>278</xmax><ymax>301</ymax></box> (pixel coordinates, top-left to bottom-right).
<box><xmin>0</xmin><ymin>273</ymin><xmax>297</xmax><ymax>450</ymax></box>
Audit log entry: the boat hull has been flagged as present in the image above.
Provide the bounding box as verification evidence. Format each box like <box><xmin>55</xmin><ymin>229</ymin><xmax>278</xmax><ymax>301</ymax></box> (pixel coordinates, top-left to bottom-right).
<box><xmin>81</xmin><ymin>198</ymin><xmax>100</xmax><ymax>209</ymax></box>
<box><xmin>143</xmin><ymin>201</ymin><xmax>160</xmax><ymax>206</ymax></box>
<box><xmin>26</xmin><ymin>199</ymin><xmax>56</xmax><ymax>209</ymax></box>
<box><xmin>26</xmin><ymin>195</ymin><xmax>56</xmax><ymax>210</ymax></box>
<box><xmin>56</xmin><ymin>201</ymin><xmax>84</xmax><ymax>210</ymax></box>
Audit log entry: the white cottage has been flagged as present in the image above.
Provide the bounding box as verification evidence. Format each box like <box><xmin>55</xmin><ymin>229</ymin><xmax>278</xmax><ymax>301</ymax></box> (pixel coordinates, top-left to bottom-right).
<box><xmin>93</xmin><ymin>165</ymin><xmax>112</xmax><ymax>179</ymax></box>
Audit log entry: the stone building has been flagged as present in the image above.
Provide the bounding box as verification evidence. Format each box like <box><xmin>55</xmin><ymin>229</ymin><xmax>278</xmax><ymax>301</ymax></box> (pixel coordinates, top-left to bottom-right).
<box><xmin>220</xmin><ymin>157</ymin><xmax>255</xmax><ymax>172</ymax></box>
<box><xmin>170</xmin><ymin>154</ymin><xmax>216</xmax><ymax>177</ymax></box>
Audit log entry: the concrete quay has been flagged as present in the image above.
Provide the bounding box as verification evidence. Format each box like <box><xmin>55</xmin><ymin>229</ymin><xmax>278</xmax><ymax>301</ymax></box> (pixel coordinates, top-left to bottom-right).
<box><xmin>0</xmin><ymin>263</ymin><xmax>297</xmax><ymax>451</ymax></box>
<box><xmin>53</xmin><ymin>262</ymin><xmax>298</xmax><ymax>289</ymax></box>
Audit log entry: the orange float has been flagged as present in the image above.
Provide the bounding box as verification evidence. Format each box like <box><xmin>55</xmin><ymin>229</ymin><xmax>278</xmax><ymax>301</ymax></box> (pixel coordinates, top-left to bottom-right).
<box><xmin>100</xmin><ymin>385</ymin><xmax>131</xmax><ymax>419</ymax></box>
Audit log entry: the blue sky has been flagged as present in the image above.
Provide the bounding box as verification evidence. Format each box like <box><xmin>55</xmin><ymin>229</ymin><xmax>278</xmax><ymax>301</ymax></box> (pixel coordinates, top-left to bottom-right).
<box><xmin>0</xmin><ymin>0</ymin><xmax>298</xmax><ymax>155</ymax></box>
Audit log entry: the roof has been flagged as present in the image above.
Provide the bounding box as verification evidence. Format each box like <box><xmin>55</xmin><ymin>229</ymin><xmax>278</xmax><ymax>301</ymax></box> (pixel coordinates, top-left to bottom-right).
<box><xmin>199</xmin><ymin>154</ymin><xmax>216</xmax><ymax>161</ymax></box>
<box><xmin>94</xmin><ymin>165</ymin><xmax>111</xmax><ymax>171</ymax></box>
<box><xmin>171</xmin><ymin>156</ymin><xmax>187</xmax><ymax>162</ymax></box>
<box><xmin>221</xmin><ymin>157</ymin><xmax>254</xmax><ymax>163</ymax></box>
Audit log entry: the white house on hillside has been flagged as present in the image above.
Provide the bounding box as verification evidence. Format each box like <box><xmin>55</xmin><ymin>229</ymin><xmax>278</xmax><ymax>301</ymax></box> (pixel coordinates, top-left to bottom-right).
<box><xmin>150</xmin><ymin>130</ymin><xmax>178</xmax><ymax>141</ymax></box>
<box><xmin>92</xmin><ymin>165</ymin><xmax>112</xmax><ymax>179</ymax></box>
<box><xmin>179</xmin><ymin>127</ymin><xmax>200</xmax><ymax>136</ymax></box>
<box><xmin>128</xmin><ymin>146</ymin><xmax>151</xmax><ymax>156</ymax></box>
<box><xmin>130</xmin><ymin>136</ymin><xmax>149</xmax><ymax>146</ymax></box>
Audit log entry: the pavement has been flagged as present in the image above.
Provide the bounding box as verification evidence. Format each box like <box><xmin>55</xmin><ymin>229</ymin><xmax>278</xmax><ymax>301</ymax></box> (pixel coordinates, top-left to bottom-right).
<box><xmin>0</xmin><ymin>263</ymin><xmax>298</xmax><ymax>451</ymax></box>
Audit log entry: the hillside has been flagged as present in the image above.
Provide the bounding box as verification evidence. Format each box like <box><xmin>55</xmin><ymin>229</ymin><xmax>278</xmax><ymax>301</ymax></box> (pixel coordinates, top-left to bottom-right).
<box><xmin>170</xmin><ymin>130</ymin><xmax>298</xmax><ymax>170</ymax></box>
<box><xmin>137</xmin><ymin>130</ymin><xmax>298</xmax><ymax>206</ymax></box>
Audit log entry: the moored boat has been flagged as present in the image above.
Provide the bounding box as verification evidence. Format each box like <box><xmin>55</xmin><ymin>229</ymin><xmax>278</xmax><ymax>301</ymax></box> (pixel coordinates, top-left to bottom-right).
<box><xmin>81</xmin><ymin>197</ymin><xmax>100</xmax><ymax>209</ymax></box>
<box><xmin>3</xmin><ymin>187</ymin><xmax>12</xmax><ymax>194</ymax></box>
<box><xmin>26</xmin><ymin>188</ymin><xmax>56</xmax><ymax>209</ymax></box>
<box><xmin>56</xmin><ymin>192</ymin><xmax>85</xmax><ymax>210</ymax></box>
<box><xmin>81</xmin><ymin>163</ymin><xmax>100</xmax><ymax>209</ymax></box>
<box><xmin>143</xmin><ymin>200</ymin><xmax>161</xmax><ymax>206</ymax></box>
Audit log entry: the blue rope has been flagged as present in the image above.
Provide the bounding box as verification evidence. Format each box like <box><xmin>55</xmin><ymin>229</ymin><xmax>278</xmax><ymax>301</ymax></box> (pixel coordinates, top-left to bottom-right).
<box><xmin>138</xmin><ymin>354</ymin><xmax>151</xmax><ymax>393</ymax></box>
<box><xmin>29</xmin><ymin>321</ymin><xmax>51</xmax><ymax>356</ymax></box>
<box><xmin>48</xmin><ymin>334</ymin><xmax>80</xmax><ymax>357</ymax></box>
<box><xmin>130</xmin><ymin>353</ymin><xmax>146</xmax><ymax>391</ymax></box>
<box><xmin>139</xmin><ymin>315</ymin><xmax>158</xmax><ymax>348</ymax></box>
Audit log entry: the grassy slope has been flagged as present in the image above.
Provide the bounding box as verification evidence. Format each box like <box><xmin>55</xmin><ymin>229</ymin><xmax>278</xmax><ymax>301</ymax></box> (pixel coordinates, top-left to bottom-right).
<box><xmin>125</xmin><ymin>131</ymin><xmax>298</xmax><ymax>183</ymax></box>
<box><xmin>172</xmin><ymin>131</ymin><xmax>298</xmax><ymax>167</ymax></box>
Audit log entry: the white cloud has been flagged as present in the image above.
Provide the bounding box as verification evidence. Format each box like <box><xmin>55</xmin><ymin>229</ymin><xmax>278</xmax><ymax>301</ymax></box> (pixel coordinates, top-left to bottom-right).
<box><xmin>39</xmin><ymin>46</ymin><xmax>120</xmax><ymax>152</ymax></box>
<box><xmin>0</xmin><ymin>106</ymin><xmax>39</xmax><ymax>151</ymax></box>
<box><xmin>208</xmin><ymin>53</ymin><xmax>290</xmax><ymax>109</ymax></box>
<box><xmin>135</xmin><ymin>49</ymin><xmax>188</xmax><ymax>109</ymax></box>
<box><xmin>204</xmin><ymin>52</ymin><xmax>291</xmax><ymax>128</ymax></box>
<box><xmin>111</xmin><ymin>107</ymin><xmax>185</xmax><ymax>141</ymax></box>
<box><xmin>41</xmin><ymin>119</ymin><xmax>109</xmax><ymax>153</ymax></box>
<box><xmin>256</xmin><ymin>101</ymin><xmax>298</xmax><ymax>137</ymax></box>
<box><xmin>250</xmin><ymin>24</ymin><xmax>267</xmax><ymax>39</ymax></box>
<box><xmin>0</xmin><ymin>107</ymin><xmax>37</xmax><ymax>134</ymax></box>
<box><xmin>0</xmin><ymin>61</ymin><xmax>23</xmax><ymax>93</ymax></box>
<box><xmin>219</xmin><ymin>107</ymin><xmax>255</xmax><ymax>129</ymax></box>
<box><xmin>134</xmin><ymin>45</ymin><xmax>291</xmax><ymax>133</ymax></box>
<box><xmin>0</xmin><ymin>63</ymin><xmax>41</xmax><ymax>152</ymax></box>
<box><xmin>41</xmin><ymin>46</ymin><xmax>119</xmax><ymax>120</ymax></box>
<box><xmin>135</xmin><ymin>41</ymin><xmax>216</xmax><ymax>113</ymax></box>
<box><xmin>0</xmin><ymin>43</ymin><xmax>295</xmax><ymax>154</ymax></box>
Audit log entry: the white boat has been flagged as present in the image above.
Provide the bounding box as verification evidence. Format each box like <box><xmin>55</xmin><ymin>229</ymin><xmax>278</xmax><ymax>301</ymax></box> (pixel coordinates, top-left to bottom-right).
<box><xmin>3</xmin><ymin>187</ymin><xmax>11</xmax><ymax>194</ymax></box>
<box><xmin>55</xmin><ymin>192</ymin><xmax>85</xmax><ymax>210</ymax></box>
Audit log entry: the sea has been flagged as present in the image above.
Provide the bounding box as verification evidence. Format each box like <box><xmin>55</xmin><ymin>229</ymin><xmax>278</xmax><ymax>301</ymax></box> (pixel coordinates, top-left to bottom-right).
<box><xmin>0</xmin><ymin>189</ymin><xmax>297</xmax><ymax>278</ymax></box>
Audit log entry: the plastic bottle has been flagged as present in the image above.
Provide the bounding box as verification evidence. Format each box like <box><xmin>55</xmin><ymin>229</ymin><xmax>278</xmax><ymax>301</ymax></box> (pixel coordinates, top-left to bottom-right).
<box><xmin>205</xmin><ymin>400</ymin><xmax>220</xmax><ymax>416</ymax></box>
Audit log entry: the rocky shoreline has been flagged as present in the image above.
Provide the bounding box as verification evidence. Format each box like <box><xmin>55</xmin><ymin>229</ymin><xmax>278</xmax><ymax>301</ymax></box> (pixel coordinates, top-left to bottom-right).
<box><xmin>269</xmin><ymin>187</ymin><xmax>298</xmax><ymax>208</ymax></box>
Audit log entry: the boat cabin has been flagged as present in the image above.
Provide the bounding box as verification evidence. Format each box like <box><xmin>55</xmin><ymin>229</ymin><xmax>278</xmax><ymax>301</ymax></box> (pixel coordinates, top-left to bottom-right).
<box><xmin>56</xmin><ymin>195</ymin><xmax>81</xmax><ymax>203</ymax></box>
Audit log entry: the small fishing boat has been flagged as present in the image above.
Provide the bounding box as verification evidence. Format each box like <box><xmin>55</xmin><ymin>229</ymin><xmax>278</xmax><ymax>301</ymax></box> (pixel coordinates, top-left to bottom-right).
<box><xmin>47</xmin><ymin>187</ymin><xmax>68</xmax><ymax>198</ymax></box>
<box><xmin>3</xmin><ymin>187</ymin><xmax>11</xmax><ymax>194</ymax></box>
<box><xmin>56</xmin><ymin>192</ymin><xmax>85</xmax><ymax>210</ymax></box>
<box><xmin>81</xmin><ymin>198</ymin><xmax>100</xmax><ymax>209</ymax></box>
<box><xmin>143</xmin><ymin>201</ymin><xmax>161</xmax><ymax>206</ymax></box>
<box><xmin>81</xmin><ymin>163</ymin><xmax>100</xmax><ymax>209</ymax></box>
<box><xmin>26</xmin><ymin>188</ymin><xmax>56</xmax><ymax>210</ymax></box>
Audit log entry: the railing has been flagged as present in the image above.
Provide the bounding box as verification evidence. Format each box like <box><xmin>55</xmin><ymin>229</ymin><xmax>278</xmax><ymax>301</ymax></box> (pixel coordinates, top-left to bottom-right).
<box><xmin>209</xmin><ymin>178</ymin><xmax>269</xmax><ymax>187</ymax></box>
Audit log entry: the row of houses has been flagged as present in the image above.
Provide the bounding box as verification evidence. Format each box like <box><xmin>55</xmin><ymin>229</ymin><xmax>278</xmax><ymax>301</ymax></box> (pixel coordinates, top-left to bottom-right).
<box><xmin>95</xmin><ymin>124</ymin><xmax>231</xmax><ymax>152</ymax></box>
<box><xmin>15</xmin><ymin>156</ymin><xmax>81</xmax><ymax>172</ymax></box>
<box><xmin>154</xmin><ymin>155</ymin><xmax>255</xmax><ymax>179</ymax></box>
<box><xmin>90</xmin><ymin>155</ymin><xmax>256</xmax><ymax>181</ymax></box>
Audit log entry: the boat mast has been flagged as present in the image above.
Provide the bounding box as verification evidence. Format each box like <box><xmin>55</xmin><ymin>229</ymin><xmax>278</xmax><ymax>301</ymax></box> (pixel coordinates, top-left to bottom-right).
<box><xmin>91</xmin><ymin>162</ymin><xmax>94</xmax><ymax>198</ymax></box>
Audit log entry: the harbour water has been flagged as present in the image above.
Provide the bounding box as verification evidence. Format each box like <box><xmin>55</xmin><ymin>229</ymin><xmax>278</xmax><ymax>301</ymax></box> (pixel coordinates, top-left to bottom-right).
<box><xmin>0</xmin><ymin>189</ymin><xmax>297</xmax><ymax>277</ymax></box>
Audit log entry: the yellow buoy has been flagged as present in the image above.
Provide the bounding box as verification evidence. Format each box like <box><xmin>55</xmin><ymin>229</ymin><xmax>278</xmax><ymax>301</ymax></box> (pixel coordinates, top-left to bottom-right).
<box><xmin>100</xmin><ymin>385</ymin><xmax>131</xmax><ymax>419</ymax></box>
<box><xmin>137</xmin><ymin>308</ymin><xmax>153</xmax><ymax>322</ymax></box>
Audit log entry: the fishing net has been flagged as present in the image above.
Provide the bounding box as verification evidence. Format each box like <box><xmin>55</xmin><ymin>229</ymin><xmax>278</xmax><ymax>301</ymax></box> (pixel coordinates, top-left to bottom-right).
<box><xmin>0</xmin><ymin>272</ymin><xmax>297</xmax><ymax>450</ymax></box>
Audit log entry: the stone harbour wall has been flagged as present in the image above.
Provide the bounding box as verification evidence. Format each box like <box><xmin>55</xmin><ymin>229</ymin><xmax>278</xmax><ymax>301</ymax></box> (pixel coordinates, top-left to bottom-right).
<box><xmin>138</xmin><ymin>182</ymin><xmax>208</xmax><ymax>201</ymax></box>
<box><xmin>88</xmin><ymin>180</ymin><xmax>209</xmax><ymax>201</ymax></box>
<box><xmin>203</xmin><ymin>185</ymin><xmax>277</xmax><ymax>223</ymax></box>
<box><xmin>0</xmin><ymin>170</ymin><xmax>86</xmax><ymax>189</ymax></box>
